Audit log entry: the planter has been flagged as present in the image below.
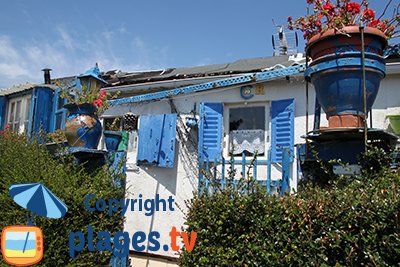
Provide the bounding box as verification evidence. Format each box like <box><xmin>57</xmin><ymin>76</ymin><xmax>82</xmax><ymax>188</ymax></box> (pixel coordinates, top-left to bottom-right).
<box><xmin>104</xmin><ymin>131</ymin><xmax>123</xmax><ymax>151</ymax></box>
<box><xmin>64</xmin><ymin>103</ymin><xmax>102</xmax><ymax>149</ymax></box>
<box><xmin>387</xmin><ymin>115</ymin><xmax>400</xmax><ymax>135</ymax></box>
<box><xmin>305</xmin><ymin>26</ymin><xmax>387</xmax><ymax>128</ymax></box>
<box><xmin>45</xmin><ymin>141</ymin><xmax>68</xmax><ymax>155</ymax></box>
<box><xmin>117</xmin><ymin>131</ymin><xmax>129</xmax><ymax>151</ymax></box>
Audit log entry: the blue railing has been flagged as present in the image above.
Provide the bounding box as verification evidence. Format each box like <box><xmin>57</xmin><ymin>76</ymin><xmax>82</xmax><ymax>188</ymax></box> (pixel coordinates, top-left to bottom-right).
<box><xmin>199</xmin><ymin>148</ymin><xmax>292</xmax><ymax>196</ymax></box>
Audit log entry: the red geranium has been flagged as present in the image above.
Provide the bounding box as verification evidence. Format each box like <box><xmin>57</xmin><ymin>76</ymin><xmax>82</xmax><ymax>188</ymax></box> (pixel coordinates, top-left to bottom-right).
<box><xmin>288</xmin><ymin>0</ymin><xmax>400</xmax><ymax>40</ymax></box>
<box><xmin>369</xmin><ymin>19</ymin><xmax>380</xmax><ymax>27</ymax></box>
<box><xmin>323</xmin><ymin>2</ymin><xmax>335</xmax><ymax>14</ymax></box>
<box><xmin>99</xmin><ymin>88</ymin><xmax>107</xmax><ymax>100</ymax></box>
<box><xmin>346</xmin><ymin>2</ymin><xmax>361</xmax><ymax>14</ymax></box>
<box><xmin>362</xmin><ymin>8</ymin><xmax>375</xmax><ymax>20</ymax></box>
<box><xmin>93</xmin><ymin>99</ymin><xmax>104</xmax><ymax>107</ymax></box>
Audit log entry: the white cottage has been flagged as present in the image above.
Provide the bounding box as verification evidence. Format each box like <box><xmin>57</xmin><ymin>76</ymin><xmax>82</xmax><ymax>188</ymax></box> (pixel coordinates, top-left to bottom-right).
<box><xmin>102</xmin><ymin>51</ymin><xmax>400</xmax><ymax>266</ymax></box>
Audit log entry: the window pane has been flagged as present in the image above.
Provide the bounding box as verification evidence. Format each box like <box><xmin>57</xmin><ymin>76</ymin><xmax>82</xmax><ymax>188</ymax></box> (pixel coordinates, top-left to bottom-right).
<box><xmin>229</xmin><ymin>106</ymin><xmax>265</xmax><ymax>131</ymax></box>
<box><xmin>55</xmin><ymin>113</ymin><xmax>63</xmax><ymax>130</ymax></box>
<box><xmin>9</xmin><ymin>102</ymin><xmax>15</xmax><ymax>124</ymax></box>
<box><xmin>24</xmin><ymin>122</ymin><xmax>29</xmax><ymax>133</ymax></box>
<box><xmin>229</xmin><ymin>106</ymin><xmax>265</xmax><ymax>156</ymax></box>
<box><xmin>15</xmin><ymin>100</ymin><xmax>21</xmax><ymax>122</ymax></box>
<box><xmin>25</xmin><ymin>99</ymin><xmax>31</xmax><ymax>121</ymax></box>
<box><xmin>57</xmin><ymin>96</ymin><xmax>65</xmax><ymax>110</ymax></box>
<box><xmin>104</xmin><ymin>117</ymin><xmax>121</xmax><ymax>131</ymax></box>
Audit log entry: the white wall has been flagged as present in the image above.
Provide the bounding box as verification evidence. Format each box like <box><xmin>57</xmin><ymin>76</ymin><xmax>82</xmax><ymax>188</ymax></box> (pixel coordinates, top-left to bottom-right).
<box><xmin>104</xmin><ymin>70</ymin><xmax>399</xmax><ymax>258</ymax></box>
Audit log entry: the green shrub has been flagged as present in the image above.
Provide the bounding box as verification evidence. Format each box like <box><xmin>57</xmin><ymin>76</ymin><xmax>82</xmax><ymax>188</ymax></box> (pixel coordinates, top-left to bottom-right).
<box><xmin>180</xmin><ymin>164</ymin><xmax>400</xmax><ymax>266</ymax></box>
<box><xmin>0</xmin><ymin>132</ymin><xmax>124</xmax><ymax>266</ymax></box>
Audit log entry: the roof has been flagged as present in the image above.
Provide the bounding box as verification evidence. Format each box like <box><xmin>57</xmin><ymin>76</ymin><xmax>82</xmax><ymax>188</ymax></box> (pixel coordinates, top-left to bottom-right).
<box><xmin>109</xmin><ymin>63</ymin><xmax>307</xmax><ymax>106</ymax></box>
<box><xmin>103</xmin><ymin>55</ymin><xmax>304</xmax><ymax>87</ymax></box>
<box><xmin>77</xmin><ymin>64</ymin><xmax>108</xmax><ymax>84</ymax></box>
<box><xmin>0</xmin><ymin>83</ymin><xmax>57</xmax><ymax>97</ymax></box>
<box><xmin>384</xmin><ymin>44</ymin><xmax>400</xmax><ymax>61</ymax></box>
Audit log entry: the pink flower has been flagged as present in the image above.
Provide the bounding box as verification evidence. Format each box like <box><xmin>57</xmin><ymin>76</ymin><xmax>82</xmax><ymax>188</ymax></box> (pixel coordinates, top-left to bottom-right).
<box><xmin>99</xmin><ymin>89</ymin><xmax>107</xmax><ymax>100</ymax></box>
<box><xmin>5</xmin><ymin>124</ymin><xmax>10</xmax><ymax>130</ymax></box>
<box><xmin>93</xmin><ymin>99</ymin><xmax>103</xmax><ymax>107</ymax></box>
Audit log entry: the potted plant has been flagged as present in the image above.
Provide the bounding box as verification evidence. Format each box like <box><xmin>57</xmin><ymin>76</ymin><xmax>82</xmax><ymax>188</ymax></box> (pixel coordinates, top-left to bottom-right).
<box><xmin>57</xmin><ymin>65</ymin><xmax>119</xmax><ymax>149</ymax></box>
<box><xmin>103</xmin><ymin>117</ymin><xmax>124</xmax><ymax>151</ymax></box>
<box><xmin>289</xmin><ymin>0</ymin><xmax>399</xmax><ymax>128</ymax></box>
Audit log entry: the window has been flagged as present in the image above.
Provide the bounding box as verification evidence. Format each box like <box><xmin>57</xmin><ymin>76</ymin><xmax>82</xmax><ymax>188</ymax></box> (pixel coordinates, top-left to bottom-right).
<box><xmin>103</xmin><ymin>117</ymin><xmax>123</xmax><ymax>131</ymax></box>
<box><xmin>7</xmin><ymin>95</ymin><xmax>31</xmax><ymax>134</ymax></box>
<box><xmin>198</xmin><ymin>99</ymin><xmax>294</xmax><ymax>163</ymax></box>
<box><xmin>51</xmin><ymin>92</ymin><xmax>67</xmax><ymax>131</ymax></box>
<box><xmin>228</xmin><ymin>105</ymin><xmax>266</xmax><ymax>157</ymax></box>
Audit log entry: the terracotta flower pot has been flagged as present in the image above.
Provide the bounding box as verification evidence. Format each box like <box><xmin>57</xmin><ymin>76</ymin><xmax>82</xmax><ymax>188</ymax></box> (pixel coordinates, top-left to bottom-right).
<box><xmin>305</xmin><ymin>26</ymin><xmax>387</xmax><ymax>128</ymax></box>
<box><xmin>64</xmin><ymin>103</ymin><xmax>102</xmax><ymax>149</ymax></box>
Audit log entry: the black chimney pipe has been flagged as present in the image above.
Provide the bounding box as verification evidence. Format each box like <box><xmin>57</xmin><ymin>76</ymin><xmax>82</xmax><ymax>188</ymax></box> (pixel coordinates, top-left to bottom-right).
<box><xmin>41</xmin><ymin>68</ymin><xmax>52</xmax><ymax>84</ymax></box>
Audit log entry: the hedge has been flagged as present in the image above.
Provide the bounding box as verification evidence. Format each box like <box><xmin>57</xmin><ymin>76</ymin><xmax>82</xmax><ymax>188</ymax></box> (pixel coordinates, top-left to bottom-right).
<box><xmin>180</xmin><ymin>155</ymin><xmax>400</xmax><ymax>266</ymax></box>
<box><xmin>0</xmin><ymin>132</ymin><xmax>125</xmax><ymax>266</ymax></box>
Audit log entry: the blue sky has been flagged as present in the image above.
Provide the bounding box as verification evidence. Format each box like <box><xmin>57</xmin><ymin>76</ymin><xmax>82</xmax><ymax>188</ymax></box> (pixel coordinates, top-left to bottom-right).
<box><xmin>0</xmin><ymin>0</ymin><xmax>393</xmax><ymax>88</ymax></box>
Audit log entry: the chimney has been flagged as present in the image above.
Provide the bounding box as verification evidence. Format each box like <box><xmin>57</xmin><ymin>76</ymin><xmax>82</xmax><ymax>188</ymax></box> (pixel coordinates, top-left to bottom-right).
<box><xmin>41</xmin><ymin>68</ymin><xmax>52</xmax><ymax>84</ymax></box>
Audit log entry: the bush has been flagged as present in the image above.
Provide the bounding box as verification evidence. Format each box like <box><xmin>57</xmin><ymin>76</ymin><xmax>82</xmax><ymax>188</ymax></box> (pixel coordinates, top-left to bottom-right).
<box><xmin>180</xmin><ymin>164</ymin><xmax>400</xmax><ymax>266</ymax></box>
<box><xmin>0</xmin><ymin>132</ymin><xmax>125</xmax><ymax>266</ymax></box>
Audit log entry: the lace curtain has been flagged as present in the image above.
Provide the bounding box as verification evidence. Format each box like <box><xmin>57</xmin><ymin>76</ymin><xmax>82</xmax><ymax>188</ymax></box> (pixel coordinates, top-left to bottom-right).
<box><xmin>229</xmin><ymin>129</ymin><xmax>265</xmax><ymax>155</ymax></box>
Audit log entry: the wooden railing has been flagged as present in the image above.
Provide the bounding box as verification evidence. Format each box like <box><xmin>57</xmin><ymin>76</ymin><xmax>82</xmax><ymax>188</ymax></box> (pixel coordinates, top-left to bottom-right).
<box><xmin>199</xmin><ymin>147</ymin><xmax>292</xmax><ymax>196</ymax></box>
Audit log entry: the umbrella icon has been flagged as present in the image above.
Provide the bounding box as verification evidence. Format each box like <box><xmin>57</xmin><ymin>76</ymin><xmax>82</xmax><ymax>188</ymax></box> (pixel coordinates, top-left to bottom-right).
<box><xmin>9</xmin><ymin>183</ymin><xmax>68</xmax><ymax>219</ymax></box>
<box><xmin>5</xmin><ymin>183</ymin><xmax>68</xmax><ymax>260</ymax></box>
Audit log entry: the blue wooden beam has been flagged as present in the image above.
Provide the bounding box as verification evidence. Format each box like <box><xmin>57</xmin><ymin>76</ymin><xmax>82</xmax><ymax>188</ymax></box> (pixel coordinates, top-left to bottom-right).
<box><xmin>109</xmin><ymin>64</ymin><xmax>306</xmax><ymax>106</ymax></box>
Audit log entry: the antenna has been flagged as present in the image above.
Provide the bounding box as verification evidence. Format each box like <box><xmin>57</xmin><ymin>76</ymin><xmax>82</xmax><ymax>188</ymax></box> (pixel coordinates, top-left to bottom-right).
<box><xmin>272</xmin><ymin>19</ymin><xmax>298</xmax><ymax>56</ymax></box>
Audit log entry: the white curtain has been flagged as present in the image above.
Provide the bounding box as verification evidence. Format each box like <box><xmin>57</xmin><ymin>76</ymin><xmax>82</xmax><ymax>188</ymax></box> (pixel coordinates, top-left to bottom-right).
<box><xmin>230</xmin><ymin>129</ymin><xmax>265</xmax><ymax>155</ymax></box>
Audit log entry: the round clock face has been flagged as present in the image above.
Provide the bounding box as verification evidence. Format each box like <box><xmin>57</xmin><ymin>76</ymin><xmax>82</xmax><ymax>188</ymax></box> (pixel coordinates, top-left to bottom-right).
<box><xmin>240</xmin><ymin>86</ymin><xmax>254</xmax><ymax>99</ymax></box>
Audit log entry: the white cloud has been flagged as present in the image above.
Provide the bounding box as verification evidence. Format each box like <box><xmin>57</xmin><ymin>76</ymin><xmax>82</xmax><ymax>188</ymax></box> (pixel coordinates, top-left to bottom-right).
<box><xmin>0</xmin><ymin>36</ymin><xmax>21</xmax><ymax>61</ymax></box>
<box><xmin>0</xmin><ymin>63</ymin><xmax>29</xmax><ymax>78</ymax></box>
<box><xmin>57</xmin><ymin>27</ymin><xmax>76</xmax><ymax>50</ymax></box>
<box><xmin>0</xmin><ymin>28</ymin><xmax>169</xmax><ymax>89</ymax></box>
<box><xmin>101</xmin><ymin>30</ymin><xmax>114</xmax><ymax>42</ymax></box>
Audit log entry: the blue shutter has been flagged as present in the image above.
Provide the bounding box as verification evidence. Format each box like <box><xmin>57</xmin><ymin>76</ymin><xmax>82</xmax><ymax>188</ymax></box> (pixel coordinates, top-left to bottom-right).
<box><xmin>271</xmin><ymin>99</ymin><xmax>295</xmax><ymax>163</ymax></box>
<box><xmin>137</xmin><ymin>113</ymin><xmax>177</xmax><ymax>168</ymax></box>
<box><xmin>0</xmin><ymin>96</ymin><xmax>6</xmax><ymax>130</ymax></box>
<box><xmin>198</xmin><ymin>103</ymin><xmax>223</xmax><ymax>162</ymax></box>
<box><xmin>32</xmin><ymin>88</ymin><xmax>54</xmax><ymax>133</ymax></box>
<box><xmin>158</xmin><ymin>114</ymin><xmax>178</xmax><ymax>168</ymax></box>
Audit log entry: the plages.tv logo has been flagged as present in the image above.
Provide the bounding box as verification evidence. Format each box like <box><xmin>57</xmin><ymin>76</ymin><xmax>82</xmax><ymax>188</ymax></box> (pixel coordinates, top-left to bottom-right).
<box><xmin>1</xmin><ymin>183</ymin><xmax>68</xmax><ymax>266</ymax></box>
<box><xmin>1</xmin><ymin>226</ymin><xmax>43</xmax><ymax>266</ymax></box>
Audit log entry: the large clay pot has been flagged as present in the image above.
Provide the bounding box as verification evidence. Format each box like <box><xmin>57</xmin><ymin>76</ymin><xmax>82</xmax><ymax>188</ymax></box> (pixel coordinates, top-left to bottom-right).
<box><xmin>305</xmin><ymin>26</ymin><xmax>387</xmax><ymax>128</ymax></box>
<box><xmin>64</xmin><ymin>103</ymin><xmax>102</xmax><ymax>149</ymax></box>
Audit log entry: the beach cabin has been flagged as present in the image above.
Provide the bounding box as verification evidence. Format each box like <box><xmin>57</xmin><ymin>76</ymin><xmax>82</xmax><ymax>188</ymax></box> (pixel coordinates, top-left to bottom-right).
<box><xmin>101</xmin><ymin>49</ymin><xmax>400</xmax><ymax>266</ymax></box>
